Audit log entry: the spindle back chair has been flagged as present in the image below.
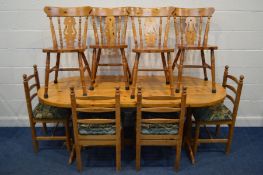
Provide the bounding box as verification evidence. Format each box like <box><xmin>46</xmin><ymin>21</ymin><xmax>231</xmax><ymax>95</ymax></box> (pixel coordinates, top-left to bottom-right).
<box><xmin>136</xmin><ymin>87</ymin><xmax>187</xmax><ymax>171</ymax></box>
<box><xmin>192</xmin><ymin>65</ymin><xmax>244</xmax><ymax>157</ymax></box>
<box><xmin>70</xmin><ymin>87</ymin><xmax>122</xmax><ymax>172</ymax></box>
<box><xmin>43</xmin><ymin>6</ymin><xmax>92</xmax><ymax>98</ymax></box>
<box><xmin>23</xmin><ymin>65</ymin><xmax>71</xmax><ymax>153</ymax></box>
<box><xmin>172</xmin><ymin>7</ymin><xmax>217</xmax><ymax>93</ymax></box>
<box><xmin>89</xmin><ymin>7</ymin><xmax>131</xmax><ymax>90</ymax></box>
<box><xmin>129</xmin><ymin>7</ymin><xmax>176</xmax><ymax>98</ymax></box>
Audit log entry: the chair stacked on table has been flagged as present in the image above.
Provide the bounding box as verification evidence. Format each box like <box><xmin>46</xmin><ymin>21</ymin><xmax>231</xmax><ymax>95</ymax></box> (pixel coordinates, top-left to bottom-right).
<box><xmin>22</xmin><ymin>5</ymin><xmax>245</xmax><ymax>172</ymax></box>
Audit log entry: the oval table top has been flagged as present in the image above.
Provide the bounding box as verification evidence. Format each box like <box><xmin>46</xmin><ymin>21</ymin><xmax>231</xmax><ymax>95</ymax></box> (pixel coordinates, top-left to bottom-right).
<box><xmin>38</xmin><ymin>76</ymin><xmax>226</xmax><ymax>108</ymax></box>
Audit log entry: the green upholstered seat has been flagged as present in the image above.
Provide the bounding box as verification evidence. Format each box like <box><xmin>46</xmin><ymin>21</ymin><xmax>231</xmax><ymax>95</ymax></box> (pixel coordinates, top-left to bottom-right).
<box><xmin>141</xmin><ymin>112</ymin><xmax>179</xmax><ymax>135</ymax></box>
<box><xmin>141</xmin><ymin>123</ymin><xmax>178</xmax><ymax>135</ymax></box>
<box><xmin>33</xmin><ymin>103</ymin><xmax>70</xmax><ymax>119</ymax></box>
<box><xmin>193</xmin><ymin>104</ymin><xmax>232</xmax><ymax>122</ymax></box>
<box><xmin>77</xmin><ymin>112</ymin><xmax>116</xmax><ymax>135</ymax></box>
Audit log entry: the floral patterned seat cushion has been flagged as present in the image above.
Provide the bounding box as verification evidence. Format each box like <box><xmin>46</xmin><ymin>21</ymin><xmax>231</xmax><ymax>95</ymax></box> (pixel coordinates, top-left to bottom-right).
<box><xmin>33</xmin><ymin>103</ymin><xmax>70</xmax><ymax>119</ymax></box>
<box><xmin>141</xmin><ymin>112</ymin><xmax>180</xmax><ymax>135</ymax></box>
<box><xmin>193</xmin><ymin>104</ymin><xmax>232</xmax><ymax>122</ymax></box>
<box><xmin>78</xmin><ymin>112</ymin><xmax>116</xmax><ymax>135</ymax></box>
<box><xmin>141</xmin><ymin>123</ymin><xmax>179</xmax><ymax>135</ymax></box>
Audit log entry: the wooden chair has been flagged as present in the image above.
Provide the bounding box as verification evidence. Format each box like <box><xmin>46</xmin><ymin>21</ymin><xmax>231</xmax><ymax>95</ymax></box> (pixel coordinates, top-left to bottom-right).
<box><xmin>129</xmin><ymin>7</ymin><xmax>176</xmax><ymax>98</ymax></box>
<box><xmin>136</xmin><ymin>87</ymin><xmax>187</xmax><ymax>171</ymax></box>
<box><xmin>70</xmin><ymin>87</ymin><xmax>122</xmax><ymax>172</ymax></box>
<box><xmin>23</xmin><ymin>65</ymin><xmax>71</xmax><ymax>153</ymax></box>
<box><xmin>43</xmin><ymin>6</ymin><xmax>92</xmax><ymax>98</ymax></box>
<box><xmin>172</xmin><ymin>7</ymin><xmax>217</xmax><ymax>93</ymax></box>
<box><xmin>192</xmin><ymin>65</ymin><xmax>244</xmax><ymax>157</ymax></box>
<box><xmin>89</xmin><ymin>7</ymin><xmax>131</xmax><ymax>90</ymax></box>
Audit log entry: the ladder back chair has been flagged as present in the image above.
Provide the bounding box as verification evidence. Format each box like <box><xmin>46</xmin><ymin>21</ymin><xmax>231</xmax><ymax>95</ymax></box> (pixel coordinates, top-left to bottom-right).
<box><xmin>136</xmin><ymin>87</ymin><xmax>187</xmax><ymax>171</ymax></box>
<box><xmin>23</xmin><ymin>65</ymin><xmax>71</xmax><ymax>153</ymax></box>
<box><xmin>43</xmin><ymin>6</ymin><xmax>92</xmax><ymax>98</ymax></box>
<box><xmin>70</xmin><ymin>87</ymin><xmax>122</xmax><ymax>172</ymax></box>
<box><xmin>172</xmin><ymin>7</ymin><xmax>217</xmax><ymax>93</ymax></box>
<box><xmin>89</xmin><ymin>7</ymin><xmax>131</xmax><ymax>90</ymax></box>
<box><xmin>192</xmin><ymin>65</ymin><xmax>244</xmax><ymax>157</ymax></box>
<box><xmin>129</xmin><ymin>7</ymin><xmax>176</xmax><ymax>98</ymax></box>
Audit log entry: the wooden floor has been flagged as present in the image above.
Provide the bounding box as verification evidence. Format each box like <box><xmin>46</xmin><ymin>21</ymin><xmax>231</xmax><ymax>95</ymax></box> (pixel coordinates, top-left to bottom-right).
<box><xmin>38</xmin><ymin>76</ymin><xmax>226</xmax><ymax>108</ymax></box>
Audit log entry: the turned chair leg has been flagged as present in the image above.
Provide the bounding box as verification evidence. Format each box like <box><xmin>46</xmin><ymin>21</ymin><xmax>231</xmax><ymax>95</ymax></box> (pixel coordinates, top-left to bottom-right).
<box><xmin>172</xmin><ymin>49</ymin><xmax>181</xmax><ymax>71</ymax></box>
<box><xmin>31</xmin><ymin>123</ymin><xmax>39</xmax><ymax>153</ymax></box>
<box><xmin>135</xmin><ymin>142</ymin><xmax>141</xmax><ymax>171</ymax></box>
<box><xmin>75</xmin><ymin>145</ymin><xmax>82</xmax><ymax>172</ymax></box>
<box><xmin>161</xmin><ymin>52</ymin><xmax>170</xmax><ymax>85</ymax></box>
<box><xmin>176</xmin><ymin>49</ymin><xmax>185</xmax><ymax>93</ymax></box>
<box><xmin>116</xmin><ymin>139</ymin><xmax>121</xmax><ymax>171</ymax></box>
<box><xmin>226</xmin><ymin>124</ymin><xmax>234</xmax><ymax>155</ymax></box>
<box><xmin>89</xmin><ymin>48</ymin><xmax>97</xmax><ymax>90</ymax></box>
<box><xmin>200</xmin><ymin>50</ymin><xmax>208</xmax><ymax>81</ymax></box>
<box><xmin>78</xmin><ymin>52</ymin><xmax>87</xmax><ymax>96</ymax></box>
<box><xmin>121</xmin><ymin>48</ymin><xmax>130</xmax><ymax>90</ymax></box>
<box><xmin>94</xmin><ymin>49</ymin><xmax>101</xmax><ymax>81</ymax></box>
<box><xmin>175</xmin><ymin>143</ymin><xmax>182</xmax><ymax>172</ymax></box>
<box><xmin>210</xmin><ymin>49</ymin><xmax>216</xmax><ymax>93</ymax></box>
<box><xmin>42</xmin><ymin>123</ymin><xmax>48</xmax><ymax>134</ymax></box>
<box><xmin>131</xmin><ymin>53</ymin><xmax>140</xmax><ymax>99</ymax></box>
<box><xmin>54</xmin><ymin>53</ymin><xmax>61</xmax><ymax>84</ymax></box>
<box><xmin>215</xmin><ymin>124</ymin><xmax>221</xmax><ymax>136</ymax></box>
<box><xmin>167</xmin><ymin>52</ymin><xmax>175</xmax><ymax>96</ymax></box>
<box><xmin>65</xmin><ymin>118</ymin><xmax>71</xmax><ymax>152</ymax></box>
<box><xmin>44</xmin><ymin>52</ymin><xmax>51</xmax><ymax>98</ymax></box>
<box><xmin>81</xmin><ymin>52</ymin><xmax>92</xmax><ymax>79</ymax></box>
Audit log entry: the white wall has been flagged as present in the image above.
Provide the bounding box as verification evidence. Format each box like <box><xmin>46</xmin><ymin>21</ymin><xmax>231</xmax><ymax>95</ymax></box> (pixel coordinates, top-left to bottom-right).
<box><xmin>0</xmin><ymin>0</ymin><xmax>263</xmax><ymax>126</ymax></box>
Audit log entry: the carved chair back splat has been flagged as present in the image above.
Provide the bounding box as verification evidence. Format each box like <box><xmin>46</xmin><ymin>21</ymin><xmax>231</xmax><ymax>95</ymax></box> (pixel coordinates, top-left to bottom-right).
<box><xmin>43</xmin><ymin>6</ymin><xmax>93</xmax><ymax>98</ymax></box>
<box><xmin>172</xmin><ymin>7</ymin><xmax>217</xmax><ymax>94</ymax></box>
<box><xmin>89</xmin><ymin>7</ymin><xmax>131</xmax><ymax>91</ymax></box>
<box><xmin>128</xmin><ymin>7</ymin><xmax>176</xmax><ymax>99</ymax></box>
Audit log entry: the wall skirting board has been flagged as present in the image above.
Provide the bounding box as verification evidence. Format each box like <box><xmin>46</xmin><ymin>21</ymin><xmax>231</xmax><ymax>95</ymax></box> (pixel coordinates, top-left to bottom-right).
<box><xmin>0</xmin><ymin>116</ymin><xmax>262</xmax><ymax>127</ymax></box>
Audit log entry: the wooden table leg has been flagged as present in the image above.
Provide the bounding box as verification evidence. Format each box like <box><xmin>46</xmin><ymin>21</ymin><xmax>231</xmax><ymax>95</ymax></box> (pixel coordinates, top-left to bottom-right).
<box><xmin>184</xmin><ymin>108</ymin><xmax>195</xmax><ymax>164</ymax></box>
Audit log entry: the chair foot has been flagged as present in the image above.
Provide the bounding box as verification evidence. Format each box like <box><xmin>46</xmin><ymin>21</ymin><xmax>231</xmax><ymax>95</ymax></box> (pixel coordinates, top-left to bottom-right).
<box><xmin>212</xmin><ymin>89</ymin><xmax>216</xmax><ymax>93</ymax></box>
<box><xmin>175</xmin><ymin>89</ymin><xmax>180</xmax><ymax>93</ymax></box>
<box><xmin>204</xmin><ymin>77</ymin><xmax>208</xmax><ymax>81</ymax></box>
<box><xmin>125</xmin><ymin>86</ymin><xmax>129</xmax><ymax>90</ymax></box>
<box><xmin>54</xmin><ymin>80</ymin><xmax>58</xmax><ymax>84</ymax></box>
<box><xmin>44</xmin><ymin>93</ymin><xmax>48</xmax><ymax>98</ymax></box>
<box><xmin>130</xmin><ymin>95</ymin><xmax>135</xmax><ymax>99</ymax></box>
<box><xmin>89</xmin><ymin>86</ymin><xmax>94</xmax><ymax>90</ymax></box>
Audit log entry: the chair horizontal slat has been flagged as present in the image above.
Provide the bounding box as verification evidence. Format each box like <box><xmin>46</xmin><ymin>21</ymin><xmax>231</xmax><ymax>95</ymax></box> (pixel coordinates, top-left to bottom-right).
<box><xmin>141</xmin><ymin>134</ymin><xmax>178</xmax><ymax>140</ymax></box>
<box><xmin>30</xmin><ymin>93</ymin><xmax>38</xmax><ymax>101</ymax></box>
<box><xmin>143</xmin><ymin>96</ymin><xmax>181</xmax><ymax>100</ymax></box>
<box><xmin>78</xmin><ymin>140</ymin><xmax>116</xmax><ymax>146</ymax></box>
<box><xmin>36</xmin><ymin>136</ymin><xmax>67</xmax><ymax>141</ymax></box>
<box><xmin>225</xmin><ymin>84</ymin><xmax>237</xmax><ymax>94</ymax></box>
<box><xmin>44</xmin><ymin>6</ymin><xmax>92</xmax><ymax>17</ymax></box>
<box><xmin>76</xmin><ymin>96</ymin><xmax>115</xmax><ymax>100</ymax></box>
<box><xmin>142</xmin><ymin>103</ymin><xmax>181</xmax><ymax>108</ymax></box>
<box><xmin>227</xmin><ymin>75</ymin><xmax>239</xmax><ymax>84</ymax></box>
<box><xmin>76</xmin><ymin>107</ymin><xmax>115</xmax><ymax>113</ymax></box>
<box><xmin>226</xmin><ymin>94</ymin><xmax>235</xmax><ymax>104</ymax></box>
<box><xmin>78</xmin><ymin>135</ymin><xmax>116</xmax><ymax>140</ymax></box>
<box><xmin>26</xmin><ymin>74</ymin><xmax>35</xmax><ymax>81</ymax></box>
<box><xmin>29</xmin><ymin>84</ymin><xmax>37</xmax><ymax>91</ymax></box>
<box><xmin>142</xmin><ymin>118</ymin><xmax>180</xmax><ymax>124</ymax></box>
<box><xmin>197</xmin><ymin>138</ymin><xmax>228</xmax><ymax>143</ymax></box>
<box><xmin>91</xmin><ymin>7</ymin><xmax>128</xmax><ymax>16</ymax></box>
<box><xmin>77</xmin><ymin>118</ymin><xmax>115</xmax><ymax>124</ymax></box>
<box><xmin>173</xmin><ymin>7</ymin><xmax>215</xmax><ymax>17</ymax></box>
<box><xmin>142</xmin><ymin>107</ymin><xmax>181</xmax><ymax>113</ymax></box>
<box><xmin>141</xmin><ymin>139</ymin><xmax>178</xmax><ymax>146</ymax></box>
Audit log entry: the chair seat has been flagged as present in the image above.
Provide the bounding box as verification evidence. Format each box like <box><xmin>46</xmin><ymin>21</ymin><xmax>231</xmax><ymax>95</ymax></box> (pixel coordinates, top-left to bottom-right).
<box><xmin>33</xmin><ymin>103</ymin><xmax>70</xmax><ymax>120</ymax></box>
<box><xmin>89</xmin><ymin>44</ymin><xmax>128</xmax><ymax>49</ymax></box>
<box><xmin>78</xmin><ymin>123</ymin><xmax>116</xmax><ymax>135</ymax></box>
<box><xmin>141</xmin><ymin>123</ymin><xmax>178</xmax><ymax>135</ymax></box>
<box><xmin>193</xmin><ymin>104</ymin><xmax>232</xmax><ymax>122</ymax></box>
<box><xmin>176</xmin><ymin>44</ymin><xmax>218</xmax><ymax>50</ymax></box>
<box><xmin>43</xmin><ymin>46</ymin><xmax>87</xmax><ymax>53</ymax></box>
<box><xmin>132</xmin><ymin>47</ymin><xmax>174</xmax><ymax>53</ymax></box>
